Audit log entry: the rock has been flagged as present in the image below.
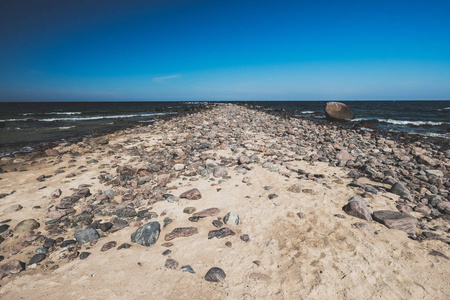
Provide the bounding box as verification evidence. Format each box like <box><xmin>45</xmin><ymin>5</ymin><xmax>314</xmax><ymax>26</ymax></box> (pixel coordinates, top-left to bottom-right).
<box><xmin>208</xmin><ymin>228</ymin><xmax>235</xmax><ymax>239</ymax></box>
<box><xmin>117</xmin><ymin>243</ymin><xmax>132</xmax><ymax>250</ymax></box>
<box><xmin>240</xmin><ymin>234</ymin><xmax>250</xmax><ymax>242</ymax></box>
<box><xmin>212</xmin><ymin>220</ymin><xmax>223</xmax><ymax>228</ymax></box>
<box><xmin>98</xmin><ymin>222</ymin><xmax>113</xmax><ymax>232</ymax></box>
<box><xmin>114</xmin><ymin>207</ymin><xmax>137</xmax><ymax>218</ymax></box>
<box><xmin>46</xmin><ymin>210</ymin><xmax>67</xmax><ymax>220</ymax></box>
<box><xmin>35</xmin><ymin>247</ymin><xmax>48</xmax><ymax>255</ymax></box>
<box><xmin>101</xmin><ymin>241</ymin><xmax>117</xmax><ymax>251</ymax></box>
<box><xmin>162</xmin><ymin>249</ymin><xmax>171</xmax><ymax>256</ymax></box>
<box><xmin>183</xmin><ymin>207</ymin><xmax>196</xmax><ymax>214</ymax></box>
<box><xmin>179</xmin><ymin>188</ymin><xmax>202</xmax><ymax>200</ymax></box>
<box><xmin>268</xmin><ymin>194</ymin><xmax>278</xmax><ymax>199</ymax></box>
<box><xmin>181</xmin><ymin>265</ymin><xmax>195</xmax><ymax>274</ymax></box>
<box><xmin>45</xmin><ymin>149</ymin><xmax>59</xmax><ymax>156</ymax></box>
<box><xmin>249</xmin><ymin>272</ymin><xmax>271</xmax><ymax>282</ymax></box>
<box><xmin>238</xmin><ymin>155</ymin><xmax>251</xmax><ymax>165</ymax></box>
<box><xmin>74</xmin><ymin>227</ymin><xmax>100</xmax><ymax>244</ymax></box>
<box><xmin>4</xmin><ymin>204</ymin><xmax>23</xmax><ymax>213</ymax></box>
<box><xmin>429</xmin><ymin>250</ymin><xmax>449</xmax><ymax>260</ymax></box>
<box><xmin>223</xmin><ymin>212</ymin><xmax>240</xmax><ymax>226</ymax></box>
<box><xmin>414</xmin><ymin>204</ymin><xmax>431</xmax><ymax>216</ymax></box>
<box><xmin>110</xmin><ymin>219</ymin><xmax>129</xmax><ymax>233</ymax></box>
<box><xmin>0</xmin><ymin>224</ymin><xmax>10</xmax><ymax>233</ymax></box>
<box><xmin>324</xmin><ymin>102</ymin><xmax>354</xmax><ymax>121</ymax></box>
<box><xmin>193</xmin><ymin>208</ymin><xmax>220</xmax><ymax>218</ymax></box>
<box><xmin>297</xmin><ymin>212</ymin><xmax>306</xmax><ymax>219</ymax></box>
<box><xmin>174</xmin><ymin>164</ymin><xmax>185</xmax><ymax>171</ymax></box>
<box><xmin>343</xmin><ymin>196</ymin><xmax>372</xmax><ymax>221</ymax></box>
<box><xmin>131</xmin><ymin>221</ymin><xmax>160</xmax><ymax>246</ymax></box>
<box><xmin>60</xmin><ymin>240</ymin><xmax>76</xmax><ymax>247</ymax></box>
<box><xmin>164</xmin><ymin>227</ymin><xmax>199</xmax><ymax>241</ymax></box>
<box><xmin>205</xmin><ymin>267</ymin><xmax>226</xmax><ymax>282</ymax></box>
<box><xmin>437</xmin><ymin>202</ymin><xmax>450</xmax><ymax>214</ymax></box>
<box><xmin>0</xmin><ymin>260</ymin><xmax>26</xmax><ymax>279</ymax></box>
<box><xmin>79</xmin><ymin>252</ymin><xmax>91</xmax><ymax>260</ymax></box>
<box><xmin>336</xmin><ymin>150</ymin><xmax>355</xmax><ymax>162</ymax></box>
<box><xmin>71</xmin><ymin>188</ymin><xmax>91</xmax><ymax>201</ymax></box>
<box><xmin>373</xmin><ymin>210</ymin><xmax>418</xmax><ymax>234</ymax></box>
<box><xmin>28</xmin><ymin>254</ymin><xmax>46</xmax><ymax>265</ymax></box>
<box><xmin>213</xmin><ymin>166</ymin><xmax>228</xmax><ymax>178</ymax></box>
<box><xmin>425</xmin><ymin>170</ymin><xmax>444</xmax><ymax>177</ymax></box>
<box><xmin>390</xmin><ymin>182</ymin><xmax>413</xmax><ymax>201</ymax></box>
<box><xmin>287</xmin><ymin>183</ymin><xmax>302</xmax><ymax>193</ymax></box>
<box><xmin>14</xmin><ymin>219</ymin><xmax>40</xmax><ymax>232</ymax></box>
<box><xmin>417</xmin><ymin>155</ymin><xmax>436</xmax><ymax>166</ymax></box>
<box><xmin>164</xmin><ymin>259</ymin><xmax>179</xmax><ymax>269</ymax></box>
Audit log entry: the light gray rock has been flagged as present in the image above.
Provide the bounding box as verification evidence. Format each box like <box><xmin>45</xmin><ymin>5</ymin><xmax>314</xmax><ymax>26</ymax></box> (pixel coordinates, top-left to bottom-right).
<box><xmin>131</xmin><ymin>221</ymin><xmax>160</xmax><ymax>247</ymax></box>
<box><xmin>223</xmin><ymin>212</ymin><xmax>240</xmax><ymax>226</ymax></box>
<box><xmin>74</xmin><ymin>227</ymin><xmax>100</xmax><ymax>244</ymax></box>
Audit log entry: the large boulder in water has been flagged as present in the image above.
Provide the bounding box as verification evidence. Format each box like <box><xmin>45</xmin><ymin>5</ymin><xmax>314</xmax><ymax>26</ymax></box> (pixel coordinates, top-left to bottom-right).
<box><xmin>324</xmin><ymin>102</ymin><xmax>354</xmax><ymax>121</ymax></box>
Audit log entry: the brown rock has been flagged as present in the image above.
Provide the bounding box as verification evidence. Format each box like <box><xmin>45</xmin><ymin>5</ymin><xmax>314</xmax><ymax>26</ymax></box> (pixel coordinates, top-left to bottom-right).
<box><xmin>324</xmin><ymin>102</ymin><xmax>354</xmax><ymax>121</ymax></box>
<box><xmin>208</xmin><ymin>228</ymin><xmax>235</xmax><ymax>239</ymax></box>
<box><xmin>413</xmin><ymin>204</ymin><xmax>431</xmax><ymax>216</ymax></box>
<box><xmin>192</xmin><ymin>208</ymin><xmax>220</xmax><ymax>218</ymax></box>
<box><xmin>179</xmin><ymin>188</ymin><xmax>202</xmax><ymax>200</ymax></box>
<box><xmin>373</xmin><ymin>210</ymin><xmax>418</xmax><ymax>234</ymax></box>
<box><xmin>45</xmin><ymin>149</ymin><xmax>59</xmax><ymax>156</ymax></box>
<box><xmin>164</xmin><ymin>227</ymin><xmax>199</xmax><ymax>241</ymax></box>
<box><xmin>164</xmin><ymin>258</ymin><xmax>179</xmax><ymax>269</ymax></box>
<box><xmin>101</xmin><ymin>241</ymin><xmax>117</xmax><ymax>252</ymax></box>
<box><xmin>249</xmin><ymin>272</ymin><xmax>271</xmax><ymax>282</ymax></box>
<box><xmin>0</xmin><ymin>260</ymin><xmax>26</xmax><ymax>279</ymax></box>
<box><xmin>336</xmin><ymin>150</ymin><xmax>355</xmax><ymax>162</ymax></box>
<box><xmin>343</xmin><ymin>197</ymin><xmax>372</xmax><ymax>221</ymax></box>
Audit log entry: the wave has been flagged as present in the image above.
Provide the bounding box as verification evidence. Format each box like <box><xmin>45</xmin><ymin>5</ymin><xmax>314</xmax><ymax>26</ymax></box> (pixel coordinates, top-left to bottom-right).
<box><xmin>0</xmin><ymin>112</ymin><xmax>177</xmax><ymax>123</ymax></box>
<box><xmin>300</xmin><ymin>111</ymin><xmax>315</xmax><ymax>114</ymax></box>
<box><xmin>352</xmin><ymin>118</ymin><xmax>447</xmax><ymax>126</ymax></box>
<box><xmin>20</xmin><ymin>112</ymin><xmax>82</xmax><ymax>116</ymax></box>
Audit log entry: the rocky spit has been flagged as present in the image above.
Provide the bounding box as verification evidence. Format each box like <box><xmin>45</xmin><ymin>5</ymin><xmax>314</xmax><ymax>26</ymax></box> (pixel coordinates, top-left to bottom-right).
<box><xmin>0</xmin><ymin>103</ymin><xmax>448</xmax><ymax>299</ymax></box>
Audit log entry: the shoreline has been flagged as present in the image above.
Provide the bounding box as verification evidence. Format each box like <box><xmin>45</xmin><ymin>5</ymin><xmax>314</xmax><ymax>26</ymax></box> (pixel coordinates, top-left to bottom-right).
<box><xmin>0</xmin><ymin>103</ymin><xmax>449</xmax><ymax>299</ymax></box>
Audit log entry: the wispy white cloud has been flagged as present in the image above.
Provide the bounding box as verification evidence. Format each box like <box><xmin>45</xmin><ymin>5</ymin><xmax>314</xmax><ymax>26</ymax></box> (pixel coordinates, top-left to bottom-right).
<box><xmin>153</xmin><ymin>74</ymin><xmax>181</xmax><ymax>83</ymax></box>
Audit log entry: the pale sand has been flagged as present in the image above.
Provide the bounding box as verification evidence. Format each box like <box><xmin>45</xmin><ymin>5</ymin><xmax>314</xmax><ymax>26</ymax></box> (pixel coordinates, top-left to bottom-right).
<box><xmin>0</xmin><ymin>114</ymin><xmax>449</xmax><ymax>300</ymax></box>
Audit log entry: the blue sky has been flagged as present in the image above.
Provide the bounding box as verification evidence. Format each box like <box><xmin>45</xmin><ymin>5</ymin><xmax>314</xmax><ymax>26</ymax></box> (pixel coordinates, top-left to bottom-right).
<box><xmin>1</xmin><ymin>0</ymin><xmax>449</xmax><ymax>101</ymax></box>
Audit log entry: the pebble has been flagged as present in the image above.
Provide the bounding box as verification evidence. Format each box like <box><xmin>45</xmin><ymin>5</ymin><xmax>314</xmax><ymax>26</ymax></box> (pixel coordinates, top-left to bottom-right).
<box><xmin>101</xmin><ymin>241</ymin><xmax>117</xmax><ymax>252</ymax></box>
<box><xmin>74</xmin><ymin>228</ymin><xmax>100</xmax><ymax>244</ymax></box>
<box><xmin>14</xmin><ymin>219</ymin><xmax>40</xmax><ymax>232</ymax></box>
<box><xmin>205</xmin><ymin>267</ymin><xmax>226</xmax><ymax>282</ymax></box>
<box><xmin>164</xmin><ymin>259</ymin><xmax>179</xmax><ymax>269</ymax></box>
<box><xmin>164</xmin><ymin>227</ymin><xmax>199</xmax><ymax>241</ymax></box>
<box><xmin>28</xmin><ymin>254</ymin><xmax>46</xmax><ymax>265</ymax></box>
<box><xmin>117</xmin><ymin>243</ymin><xmax>132</xmax><ymax>250</ymax></box>
<box><xmin>208</xmin><ymin>228</ymin><xmax>236</xmax><ymax>239</ymax></box>
<box><xmin>179</xmin><ymin>188</ymin><xmax>202</xmax><ymax>200</ymax></box>
<box><xmin>131</xmin><ymin>221</ymin><xmax>161</xmax><ymax>247</ymax></box>
<box><xmin>268</xmin><ymin>194</ymin><xmax>278</xmax><ymax>199</ymax></box>
<box><xmin>183</xmin><ymin>207</ymin><xmax>196</xmax><ymax>214</ymax></box>
<box><xmin>223</xmin><ymin>212</ymin><xmax>240</xmax><ymax>225</ymax></box>
<box><xmin>212</xmin><ymin>220</ymin><xmax>223</xmax><ymax>228</ymax></box>
<box><xmin>287</xmin><ymin>183</ymin><xmax>302</xmax><ymax>193</ymax></box>
<box><xmin>4</xmin><ymin>204</ymin><xmax>23</xmax><ymax>213</ymax></box>
<box><xmin>79</xmin><ymin>252</ymin><xmax>91</xmax><ymax>260</ymax></box>
<box><xmin>240</xmin><ymin>234</ymin><xmax>250</xmax><ymax>242</ymax></box>
<box><xmin>193</xmin><ymin>208</ymin><xmax>220</xmax><ymax>218</ymax></box>
<box><xmin>181</xmin><ymin>265</ymin><xmax>195</xmax><ymax>274</ymax></box>
<box><xmin>162</xmin><ymin>249</ymin><xmax>171</xmax><ymax>256</ymax></box>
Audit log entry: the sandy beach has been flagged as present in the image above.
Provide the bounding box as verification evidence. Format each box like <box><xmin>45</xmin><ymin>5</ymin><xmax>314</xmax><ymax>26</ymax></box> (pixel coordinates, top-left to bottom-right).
<box><xmin>0</xmin><ymin>104</ymin><xmax>449</xmax><ymax>299</ymax></box>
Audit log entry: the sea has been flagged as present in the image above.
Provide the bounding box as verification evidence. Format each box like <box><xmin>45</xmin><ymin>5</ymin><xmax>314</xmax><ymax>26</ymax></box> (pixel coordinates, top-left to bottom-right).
<box><xmin>0</xmin><ymin>101</ymin><xmax>449</xmax><ymax>157</ymax></box>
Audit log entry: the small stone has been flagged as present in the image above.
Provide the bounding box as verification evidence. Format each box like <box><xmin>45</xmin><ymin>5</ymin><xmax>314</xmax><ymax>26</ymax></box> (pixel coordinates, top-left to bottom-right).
<box><xmin>162</xmin><ymin>249</ymin><xmax>171</xmax><ymax>256</ymax></box>
<box><xmin>174</xmin><ymin>164</ymin><xmax>185</xmax><ymax>171</ymax></box>
<box><xmin>205</xmin><ymin>267</ymin><xmax>226</xmax><ymax>282</ymax></box>
<box><xmin>114</xmin><ymin>207</ymin><xmax>137</xmax><ymax>218</ymax></box>
<box><xmin>98</xmin><ymin>222</ymin><xmax>113</xmax><ymax>232</ymax></box>
<box><xmin>50</xmin><ymin>189</ymin><xmax>62</xmax><ymax>198</ymax></box>
<box><xmin>117</xmin><ymin>243</ymin><xmax>132</xmax><ymax>250</ymax></box>
<box><xmin>296</xmin><ymin>212</ymin><xmax>306</xmax><ymax>219</ymax></box>
<box><xmin>43</xmin><ymin>238</ymin><xmax>55</xmax><ymax>248</ymax></box>
<box><xmin>212</xmin><ymin>220</ymin><xmax>223</xmax><ymax>228</ymax></box>
<box><xmin>425</xmin><ymin>170</ymin><xmax>444</xmax><ymax>177</ymax></box>
<box><xmin>240</xmin><ymin>234</ymin><xmax>250</xmax><ymax>242</ymax></box>
<box><xmin>131</xmin><ymin>221</ymin><xmax>160</xmax><ymax>247</ymax></box>
<box><xmin>390</xmin><ymin>182</ymin><xmax>413</xmax><ymax>201</ymax></box>
<box><xmin>287</xmin><ymin>183</ymin><xmax>302</xmax><ymax>193</ymax></box>
<box><xmin>0</xmin><ymin>224</ymin><xmax>9</xmax><ymax>233</ymax></box>
<box><xmin>161</xmin><ymin>242</ymin><xmax>173</xmax><ymax>247</ymax></box>
<box><xmin>181</xmin><ymin>265</ymin><xmax>195</xmax><ymax>274</ymax></box>
<box><xmin>164</xmin><ymin>258</ymin><xmax>179</xmax><ymax>269</ymax></box>
<box><xmin>71</xmin><ymin>188</ymin><xmax>91</xmax><ymax>201</ymax></box>
<box><xmin>163</xmin><ymin>217</ymin><xmax>173</xmax><ymax>228</ymax></box>
<box><xmin>193</xmin><ymin>208</ymin><xmax>220</xmax><ymax>218</ymax></box>
<box><xmin>208</xmin><ymin>228</ymin><xmax>235</xmax><ymax>239</ymax></box>
<box><xmin>225</xmin><ymin>241</ymin><xmax>232</xmax><ymax>247</ymax></box>
<box><xmin>36</xmin><ymin>247</ymin><xmax>48</xmax><ymax>255</ymax></box>
<box><xmin>429</xmin><ymin>250</ymin><xmax>449</xmax><ymax>260</ymax></box>
<box><xmin>268</xmin><ymin>194</ymin><xmax>278</xmax><ymax>199</ymax></box>
<box><xmin>74</xmin><ymin>227</ymin><xmax>100</xmax><ymax>244</ymax></box>
<box><xmin>14</xmin><ymin>219</ymin><xmax>40</xmax><ymax>232</ymax></box>
<box><xmin>60</xmin><ymin>240</ymin><xmax>76</xmax><ymax>248</ymax></box>
<box><xmin>180</xmin><ymin>188</ymin><xmax>202</xmax><ymax>200</ymax></box>
<box><xmin>352</xmin><ymin>222</ymin><xmax>371</xmax><ymax>231</ymax></box>
<box><xmin>213</xmin><ymin>166</ymin><xmax>228</xmax><ymax>178</ymax></box>
<box><xmin>164</xmin><ymin>227</ymin><xmax>199</xmax><ymax>241</ymax></box>
<box><xmin>183</xmin><ymin>207</ymin><xmax>196</xmax><ymax>214</ymax></box>
<box><xmin>79</xmin><ymin>252</ymin><xmax>91</xmax><ymax>260</ymax></box>
<box><xmin>28</xmin><ymin>254</ymin><xmax>46</xmax><ymax>265</ymax></box>
<box><xmin>188</xmin><ymin>216</ymin><xmax>200</xmax><ymax>222</ymax></box>
<box><xmin>4</xmin><ymin>204</ymin><xmax>23</xmax><ymax>213</ymax></box>
<box><xmin>223</xmin><ymin>212</ymin><xmax>240</xmax><ymax>226</ymax></box>
<box><xmin>101</xmin><ymin>241</ymin><xmax>117</xmax><ymax>252</ymax></box>
<box><xmin>249</xmin><ymin>272</ymin><xmax>271</xmax><ymax>282</ymax></box>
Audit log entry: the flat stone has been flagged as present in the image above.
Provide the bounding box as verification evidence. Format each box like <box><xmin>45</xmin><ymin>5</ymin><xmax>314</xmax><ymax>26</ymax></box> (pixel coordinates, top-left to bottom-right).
<box><xmin>213</xmin><ymin>166</ymin><xmax>228</xmax><ymax>178</ymax></box>
<box><xmin>181</xmin><ymin>265</ymin><xmax>195</xmax><ymax>274</ymax></box>
<box><xmin>193</xmin><ymin>208</ymin><xmax>220</xmax><ymax>218</ymax></box>
<box><xmin>212</xmin><ymin>220</ymin><xmax>223</xmax><ymax>228</ymax></box>
<box><xmin>131</xmin><ymin>221</ymin><xmax>160</xmax><ymax>246</ymax></box>
<box><xmin>74</xmin><ymin>227</ymin><xmax>100</xmax><ymax>244</ymax></box>
<box><xmin>373</xmin><ymin>210</ymin><xmax>418</xmax><ymax>234</ymax></box>
<box><xmin>14</xmin><ymin>219</ymin><xmax>40</xmax><ymax>232</ymax></box>
<box><xmin>208</xmin><ymin>228</ymin><xmax>235</xmax><ymax>239</ymax></box>
<box><xmin>4</xmin><ymin>204</ymin><xmax>23</xmax><ymax>213</ymax></box>
<box><xmin>205</xmin><ymin>267</ymin><xmax>226</xmax><ymax>282</ymax></box>
<box><xmin>183</xmin><ymin>207</ymin><xmax>196</xmax><ymax>214</ymax></box>
<box><xmin>425</xmin><ymin>170</ymin><xmax>444</xmax><ymax>177</ymax></box>
<box><xmin>223</xmin><ymin>212</ymin><xmax>240</xmax><ymax>226</ymax></box>
<box><xmin>28</xmin><ymin>254</ymin><xmax>46</xmax><ymax>265</ymax></box>
<box><xmin>46</xmin><ymin>211</ymin><xmax>67</xmax><ymax>220</ymax></box>
<box><xmin>179</xmin><ymin>188</ymin><xmax>202</xmax><ymax>200</ymax></box>
<box><xmin>98</xmin><ymin>222</ymin><xmax>113</xmax><ymax>232</ymax></box>
<box><xmin>343</xmin><ymin>196</ymin><xmax>372</xmax><ymax>221</ymax></box>
<box><xmin>0</xmin><ymin>224</ymin><xmax>10</xmax><ymax>234</ymax></box>
<box><xmin>164</xmin><ymin>227</ymin><xmax>199</xmax><ymax>241</ymax></box>
<box><xmin>117</xmin><ymin>243</ymin><xmax>132</xmax><ymax>250</ymax></box>
<box><xmin>79</xmin><ymin>252</ymin><xmax>91</xmax><ymax>260</ymax></box>
<box><xmin>0</xmin><ymin>260</ymin><xmax>26</xmax><ymax>279</ymax></box>
<box><xmin>352</xmin><ymin>222</ymin><xmax>371</xmax><ymax>231</ymax></box>
<box><xmin>114</xmin><ymin>207</ymin><xmax>137</xmax><ymax>218</ymax></box>
<box><xmin>71</xmin><ymin>188</ymin><xmax>91</xmax><ymax>201</ymax></box>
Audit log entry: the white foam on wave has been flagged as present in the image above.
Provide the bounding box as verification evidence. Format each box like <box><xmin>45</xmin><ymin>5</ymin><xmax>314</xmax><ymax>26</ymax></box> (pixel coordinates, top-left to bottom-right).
<box><xmin>1</xmin><ymin>112</ymin><xmax>177</xmax><ymax>122</ymax></box>
<box><xmin>300</xmin><ymin>111</ymin><xmax>315</xmax><ymax>114</ymax></box>
<box><xmin>46</xmin><ymin>112</ymin><xmax>82</xmax><ymax>115</ymax></box>
<box><xmin>378</xmin><ymin>119</ymin><xmax>447</xmax><ymax>126</ymax></box>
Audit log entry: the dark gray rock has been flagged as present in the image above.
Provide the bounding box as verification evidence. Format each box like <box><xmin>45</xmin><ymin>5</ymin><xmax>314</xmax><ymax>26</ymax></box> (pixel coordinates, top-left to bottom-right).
<box><xmin>164</xmin><ymin>258</ymin><xmax>179</xmax><ymax>269</ymax></box>
<box><xmin>205</xmin><ymin>267</ymin><xmax>226</xmax><ymax>282</ymax></box>
<box><xmin>28</xmin><ymin>254</ymin><xmax>46</xmax><ymax>265</ymax></box>
<box><xmin>208</xmin><ymin>228</ymin><xmax>235</xmax><ymax>239</ymax></box>
<box><xmin>390</xmin><ymin>182</ymin><xmax>413</xmax><ymax>201</ymax></box>
<box><xmin>114</xmin><ymin>207</ymin><xmax>137</xmax><ymax>218</ymax></box>
<box><xmin>74</xmin><ymin>227</ymin><xmax>100</xmax><ymax>244</ymax></box>
<box><xmin>131</xmin><ymin>221</ymin><xmax>160</xmax><ymax>246</ymax></box>
<box><xmin>79</xmin><ymin>252</ymin><xmax>91</xmax><ymax>260</ymax></box>
<box><xmin>117</xmin><ymin>243</ymin><xmax>132</xmax><ymax>250</ymax></box>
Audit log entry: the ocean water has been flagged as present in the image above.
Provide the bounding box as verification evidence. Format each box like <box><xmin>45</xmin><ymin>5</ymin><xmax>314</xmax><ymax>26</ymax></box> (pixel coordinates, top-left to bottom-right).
<box><xmin>0</xmin><ymin>101</ymin><xmax>448</xmax><ymax>157</ymax></box>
